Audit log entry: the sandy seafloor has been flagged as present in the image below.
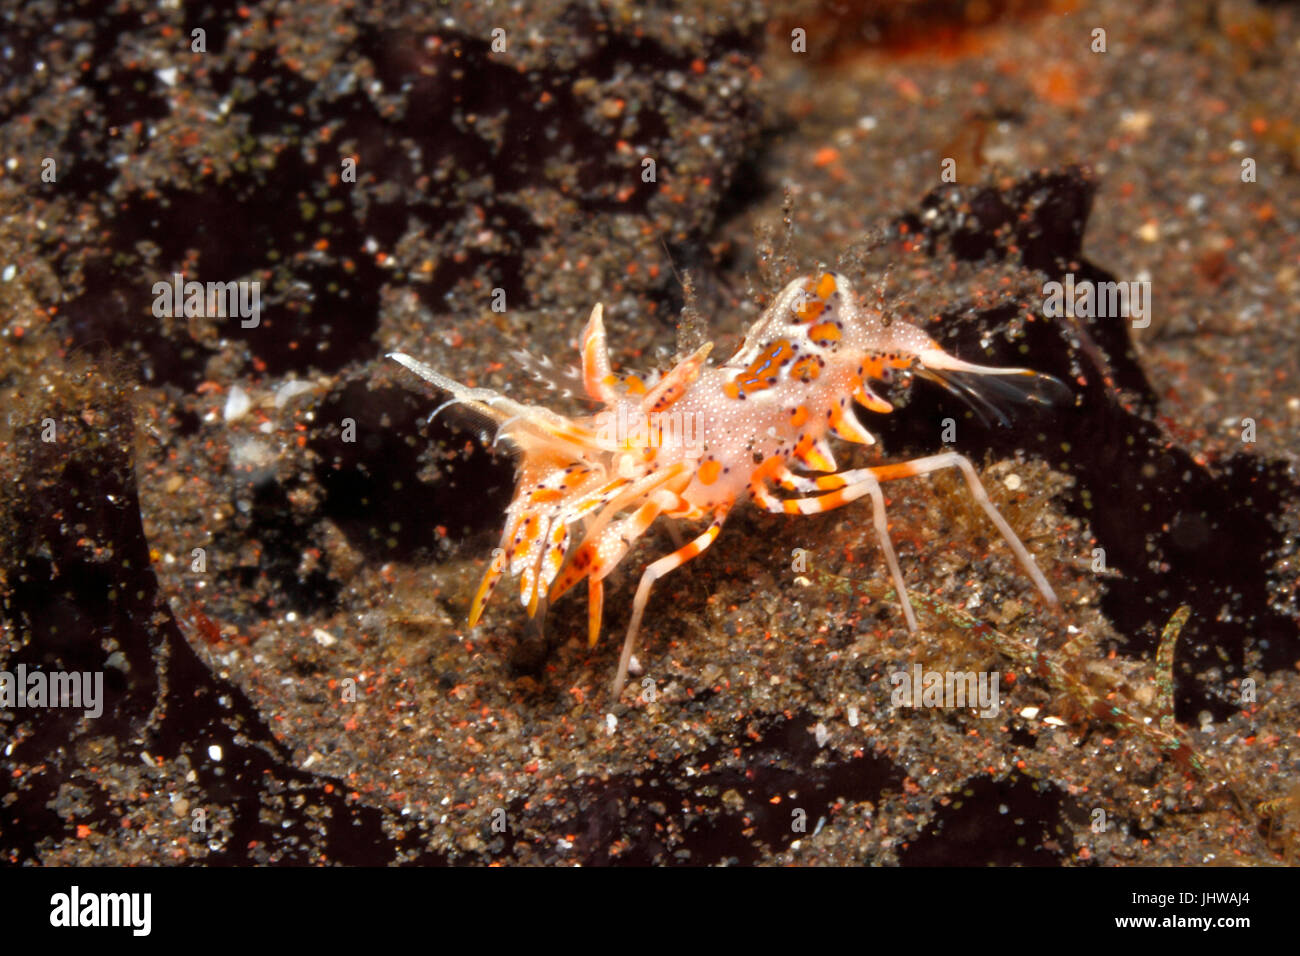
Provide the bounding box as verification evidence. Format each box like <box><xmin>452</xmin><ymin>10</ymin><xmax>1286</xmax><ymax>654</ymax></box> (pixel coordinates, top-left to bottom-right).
<box><xmin>1</xmin><ymin>0</ymin><xmax>1298</xmax><ymax>865</ymax></box>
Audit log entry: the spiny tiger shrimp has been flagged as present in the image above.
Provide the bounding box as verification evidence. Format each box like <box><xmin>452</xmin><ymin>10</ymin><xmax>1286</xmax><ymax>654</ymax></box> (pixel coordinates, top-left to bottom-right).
<box><xmin>389</xmin><ymin>270</ymin><xmax>1069</xmax><ymax>696</ymax></box>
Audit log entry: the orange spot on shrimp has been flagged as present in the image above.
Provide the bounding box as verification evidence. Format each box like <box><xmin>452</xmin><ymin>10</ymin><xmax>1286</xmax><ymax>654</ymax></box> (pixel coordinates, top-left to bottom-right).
<box><xmin>793</xmin><ymin>297</ymin><xmax>825</xmax><ymax>323</ymax></box>
<box><xmin>829</xmin><ymin>404</ymin><xmax>876</xmax><ymax>444</ymax></box>
<box><xmin>731</xmin><ymin>339</ymin><xmax>795</xmax><ymax>397</ymax></box>
<box><xmin>550</xmin><ymin>542</ymin><xmax>595</xmax><ymax>603</ymax></box>
<box><xmin>808</xmin><ymin>321</ymin><xmax>841</xmax><ymax>344</ymax></box>
<box><xmin>587</xmin><ymin>576</ymin><xmax>604</xmax><ymax>647</ymax></box>
<box><xmin>790</xmin><ymin>404</ymin><xmax>810</xmax><ymax>427</ymax></box>
<box><xmin>853</xmin><ymin>383</ymin><xmax>893</xmax><ymax>413</ymax></box>
<box><xmin>517</xmin><ymin>514</ymin><xmax>541</xmax><ymax>547</ymax></box>
<box><xmin>790</xmin><ymin>356</ymin><xmax>823</xmax><ymax>382</ymax></box>
<box><xmin>815</xmin><ymin>272</ymin><xmax>837</xmax><ymax>299</ymax></box>
<box><xmin>794</xmin><ymin>437</ymin><xmax>836</xmax><ymax>472</ymax></box>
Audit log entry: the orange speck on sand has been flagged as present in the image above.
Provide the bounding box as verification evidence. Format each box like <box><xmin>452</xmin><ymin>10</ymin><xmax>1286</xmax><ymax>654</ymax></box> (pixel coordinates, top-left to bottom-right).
<box><xmin>1251</xmin><ymin>117</ymin><xmax>1269</xmax><ymax>134</ymax></box>
<box><xmin>77</xmin><ymin>825</ymin><xmax>92</xmax><ymax>839</ymax></box>
<box><xmin>892</xmin><ymin>76</ymin><xmax>923</xmax><ymax>102</ymax></box>
<box><xmin>813</xmin><ymin>146</ymin><xmax>839</xmax><ymax>167</ymax></box>
<box><xmin>1033</xmin><ymin>64</ymin><xmax>1081</xmax><ymax>107</ymax></box>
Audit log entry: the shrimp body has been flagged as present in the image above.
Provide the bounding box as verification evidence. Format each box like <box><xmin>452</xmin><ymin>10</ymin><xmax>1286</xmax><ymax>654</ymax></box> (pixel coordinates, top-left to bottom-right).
<box><xmin>390</xmin><ymin>271</ymin><xmax>1065</xmax><ymax>695</ymax></box>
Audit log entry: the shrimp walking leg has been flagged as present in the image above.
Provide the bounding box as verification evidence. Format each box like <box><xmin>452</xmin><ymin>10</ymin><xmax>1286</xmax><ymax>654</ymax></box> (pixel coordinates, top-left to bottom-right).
<box><xmin>614</xmin><ymin>507</ymin><xmax>731</xmax><ymax>696</ymax></box>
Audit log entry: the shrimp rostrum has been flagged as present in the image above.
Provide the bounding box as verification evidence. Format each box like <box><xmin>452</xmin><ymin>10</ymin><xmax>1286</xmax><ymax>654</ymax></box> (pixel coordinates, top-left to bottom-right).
<box><xmin>389</xmin><ymin>271</ymin><xmax>1068</xmax><ymax>697</ymax></box>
